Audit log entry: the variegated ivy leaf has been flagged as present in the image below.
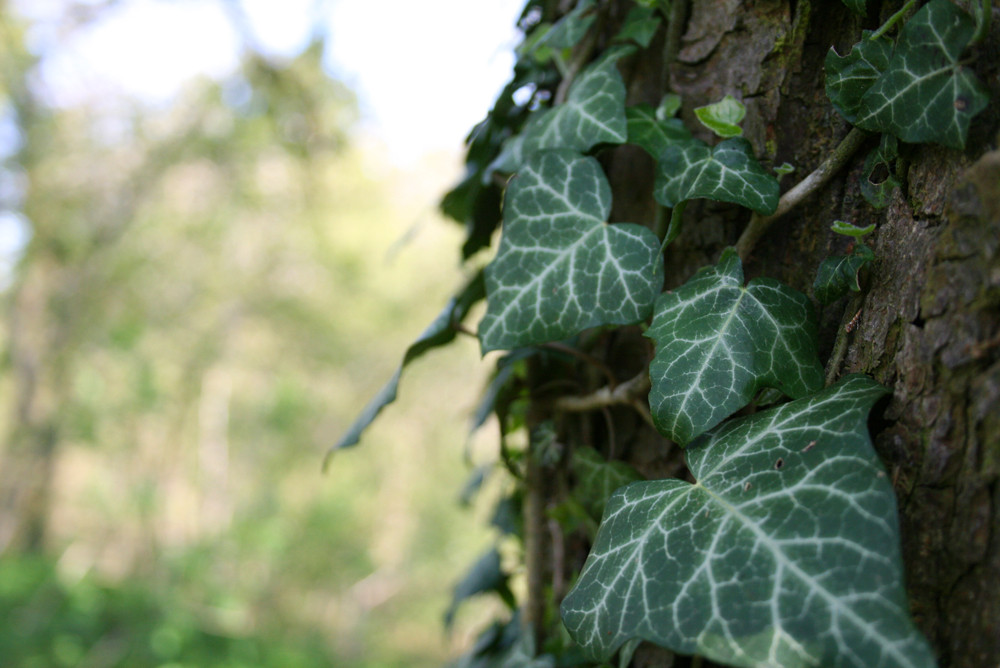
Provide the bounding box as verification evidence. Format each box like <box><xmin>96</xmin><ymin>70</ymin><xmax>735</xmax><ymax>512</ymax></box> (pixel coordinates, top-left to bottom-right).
<box><xmin>814</xmin><ymin>243</ymin><xmax>875</xmax><ymax>305</ymax></box>
<box><xmin>825</xmin><ymin>31</ymin><xmax>892</xmax><ymax>124</ymax></box>
<box><xmin>538</xmin><ymin>0</ymin><xmax>596</xmax><ymax>51</ymax></box>
<box><xmin>327</xmin><ymin>272</ymin><xmax>484</xmax><ymax>462</ymax></box>
<box><xmin>861</xmin><ymin>134</ymin><xmax>900</xmax><ymax>209</ymax></box>
<box><xmin>626</xmin><ymin>104</ymin><xmax>694</xmax><ymax>158</ymax></box>
<box><xmin>479</xmin><ymin>150</ymin><xmax>663</xmax><ymax>353</ymax></box>
<box><xmin>645</xmin><ymin>248</ymin><xmax>823</xmax><ymax>444</ymax></box>
<box><xmin>487</xmin><ymin>47</ymin><xmax>631</xmax><ymax>177</ymax></box>
<box><xmin>856</xmin><ymin>0</ymin><xmax>989</xmax><ymax>149</ymax></box>
<box><xmin>561</xmin><ymin>375</ymin><xmax>936</xmax><ymax>668</ymax></box>
<box><xmin>654</xmin><ymin>137</ymin><xmax>780</xmax><ymax>215</ymax></box>
<box><xmin>571</xmin><ymin>446</ymin><xmax>644</xmax><ymax>521</ymax></box>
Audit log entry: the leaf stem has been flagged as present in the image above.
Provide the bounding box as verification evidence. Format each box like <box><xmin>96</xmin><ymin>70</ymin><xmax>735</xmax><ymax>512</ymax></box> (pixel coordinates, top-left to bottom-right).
<box><xmin>971</xmin><ymin>0</ymin><xmax>991</xmax><ymax>45</ymax></box>
<box><xmin>824</xmin><ymin>293</ymin><xmax>864</xmax><ymax>386</ymax></box>
<box><xmin>736</xmin><ymin>128</ymin><xmax>870</xmax><ymax>262</ymax></box>
<box><xmin>554</xmin><ymin>21</ymin><xmax>600</xmax><ymax>105</ymax></box>
<box><xmin>870</xmin><ymin>0</ymin><xmax>917</xmax><ymax>40</ymax></box>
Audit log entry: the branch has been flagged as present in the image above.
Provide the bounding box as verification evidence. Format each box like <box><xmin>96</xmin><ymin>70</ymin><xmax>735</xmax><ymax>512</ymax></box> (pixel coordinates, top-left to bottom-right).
<box><xmin>736</xmin><ymin>127</ymin><xmax>871</xmax><ymax>262</ymax></box>
<box><xmin>554</xmin><ymin>370</ymin><xmax>650</xmax><ymax>413</ymax></box>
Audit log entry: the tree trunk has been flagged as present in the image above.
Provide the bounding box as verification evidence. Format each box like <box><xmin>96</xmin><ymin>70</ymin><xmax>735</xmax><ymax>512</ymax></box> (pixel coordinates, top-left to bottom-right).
<box><xmin>525</xmin><ymin>1</ymin><xmax>999</xmax><ymax>665</ymax></box>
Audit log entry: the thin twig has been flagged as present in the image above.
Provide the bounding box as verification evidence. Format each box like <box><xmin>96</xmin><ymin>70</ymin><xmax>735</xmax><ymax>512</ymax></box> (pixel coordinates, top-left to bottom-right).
<box><xmin>736</xmin><ymin>128</ymin><xmax>870</xmax><ymax>262</ymax></box>
<box><xmin>553</xmin><ymin>370</ymin><xmax>650</xmax><ymax>412</ymax></box>
<box><xmin>824</xmin><ymin>293</ymin><xmax>864</xmax><ymax>386</ymax></box>
<box><xmin>541</xmin><ymin>341</ymin><xmax>617</xmax><ymax>388</ymax></box>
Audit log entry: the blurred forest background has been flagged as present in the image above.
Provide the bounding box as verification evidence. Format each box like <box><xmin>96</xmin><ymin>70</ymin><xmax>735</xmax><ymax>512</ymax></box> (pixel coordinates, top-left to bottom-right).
<box><xmin>0</xmin><ymin>1</ymin><xmax>505</xmax><ymax>666</ymax></box>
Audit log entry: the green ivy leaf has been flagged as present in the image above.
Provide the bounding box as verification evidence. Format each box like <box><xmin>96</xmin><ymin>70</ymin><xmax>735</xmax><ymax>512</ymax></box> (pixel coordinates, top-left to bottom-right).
<box><xmin>445</xmin><ymin>548</ymin><xmax>515</xmax><ymax>629</ymax></box>
<box><xmin>657</xmin><ymin>93</ymin><xmax>682</xmax><ymax>120</ymax></box>
<box><xmin>694</xmin><ymin>95</ymin><xmax>746</xmax><ymax>138</ymax></box>
<box><xmin>654</xmin><ymin>137</ymin><xmax>780</xmax><ymax>215</ymax></box>
<box><xmin>645</xmin><ymin>248</ymin><xmax>823</xmax><ymax>444</ymax></box>
<box><xmin>830</xmin><ymin>220</ymin><xmax>876</xmax><ymax>238</ymax></box>
<box><xmin>841</xmin><ymin>0</ymin><xmax>867</xmax><ymax>16</ymax></box>
<box><xmin>855</xmin><ymin>0</ymin><xmax>989</xmax><ymax>149</ymax></box>
<box><xmin>860</xmin><ymin>134</ymin><xmax>900</xmax><ymax>209</ymax></box>
<box><xmin>538</xmin><ymin>0</ymin><xmax>597</xmax><ymax>51</ymax></box>
<box><xmin>614</xmin><ymin>5</ymin><xmax>661</xmax><ymax>48</ymax></box>
<box><xmin>488</xmin><ymin>48</ymin><xmax>631</xmax><ymax>176</ymax></box>
<box><xmin>626</xmin><ymin>104</ymin><xmax>694</xmax><ymax>158</ymax></box>
<box><xmin>479</xmin><ymin>150</ymin><xmax>663</xmax><ymax>353</ymax></box>
<box><xmin>571</xmin><ymin>446</ymin><xmax>644</xmax><ymax>520</ymax></box>
<box><xmin>824</xmin><ymin>31</ymin><xmax>892</xmax><ymax>124</ymax></box>
<box><xmin>814</xmin><ymin>243</ymin><xmax>875</xmax><ymax>305</ymax></box>
<box><xmin>561</xmin><ymin>375</ymin><xmax>936</xmax><ymax>667</ymax></box>
<box><xmin>326</xmin><ymin>273</ymin><xmax>485</xmax><ymax>462</ymax></box>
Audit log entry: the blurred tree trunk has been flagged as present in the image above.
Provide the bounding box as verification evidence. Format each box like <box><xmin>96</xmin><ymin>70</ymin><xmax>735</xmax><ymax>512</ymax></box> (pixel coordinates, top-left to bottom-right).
<box><xmin>528</xmin><ymin>1</ymin><xmax>999</xmax><ymax>666</ymax></box>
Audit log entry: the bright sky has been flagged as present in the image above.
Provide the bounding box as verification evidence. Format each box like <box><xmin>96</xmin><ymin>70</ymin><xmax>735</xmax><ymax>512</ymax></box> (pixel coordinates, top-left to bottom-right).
<box><xmin>17</xmin><ymin>0</ymin><xmax>526</xmax><ymax>164</ymax></box>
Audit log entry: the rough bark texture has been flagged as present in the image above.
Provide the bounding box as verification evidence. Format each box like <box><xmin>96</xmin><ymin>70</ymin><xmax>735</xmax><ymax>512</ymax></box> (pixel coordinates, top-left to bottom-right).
<box><xmin>532</xmin><ymin>1</ymin><xmax>1000</xmax><ymax>666</ymax></box>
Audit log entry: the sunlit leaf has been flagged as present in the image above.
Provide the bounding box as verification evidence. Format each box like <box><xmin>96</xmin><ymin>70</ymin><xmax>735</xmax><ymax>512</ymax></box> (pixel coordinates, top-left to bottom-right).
<box><xmin>626</xmin><ymin>104</ymin><xmax>694</xmax><ymax>158</ymax></box>
<box><xmin>645</xmin><ymin>248</ymin><xmax>823</xmax><ymax>444</ymax></box>
<box><xmin>571</xmin><ymin>446</ymin><xmax>644</xmax><ymax>520</ymax></box>
<box><xmin>488</xmin><ymin>48</ymin><xmax>631</xmax><ymax>175</ymax></box>
<box><xmin>654</xmin><ymin>138</ymin><xmax>780</xmax><ymax>215</ymax></box>
<box><xmin>814</xmin><ymin>243</ymin><xmax>875</xmax><ymax>305</ymax></box>
<box><xmin>445</xmin><ymin>548</ymin><xmax>515</xmax><ymax>629</ymax></box>
<box><xmin>479</xmin><ymin>150</ymin><xmax>662</xmax><ymax>353</ymax></box>
<box><xmin>694</xmin><ymin>95</ymin><xmax>746</xmax><ymax>138</ymax></box>
<box><xmin>855</xmin><ymin>0</ymin><xmax>989</xmax><ymax>149</ymax></box>
<box><xmin>614</xmin><ymin>5</ymin><xmax>661</xmax><ymax>48</ymax></box>
<box><xmin>561</xmin><ymin>375</ymin><xmax>936</xmax><ymax>667</ymax></box>
<box><xmin>860</xmin><ymin>134</ymin><xmax>900</xmax><ymax>209</ymax></box>
<box><xmin>774</xmin><ymin>162</ymin><xmax>795</xmax><ymax>176</ymax></box>
<box><xmin>831</xmin><ymin>220</ymin><xmax>876</xmax><ymax>238</ymax></box>
<box><xmin>327</xmin><ymin>272</ymin><xmax>485</xmax><ymax>460</ymax></box>
<box><xmin>824</xmin><ymin>31</ymin><xmax>892</xmax><ymax>123</ymax></box>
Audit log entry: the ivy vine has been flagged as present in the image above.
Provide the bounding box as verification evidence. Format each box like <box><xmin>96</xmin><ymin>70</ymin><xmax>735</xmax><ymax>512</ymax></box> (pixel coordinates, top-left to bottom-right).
<box><xmin>333</xmin><ymin>1</ymin><xmax>991</xmax><ymax>666</ymax></box>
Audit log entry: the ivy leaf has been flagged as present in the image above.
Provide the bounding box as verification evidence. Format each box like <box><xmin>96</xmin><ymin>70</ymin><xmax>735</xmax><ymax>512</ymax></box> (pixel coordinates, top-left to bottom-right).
<box><xmin>814</xmin><ymin>243</ymin><xmax>875</xmax><ymax>305</ymax></box>
<box><xmin>445</xmin><ymin>548</ymin><xmax>516</xmax><ymax>629</ymax></box>
<box><xmin>326</xmin><ymin>272</ymin><xmax>484</xmax><ymax>462</ymax></box>
<box><xmin>824</xmin><ymin>31</ymin><xmax>892</xmax><ymax>124</ymax></box>
<box><xmin>538</xmin><ymin>0</ymin><xmax>596</xmax><ymax>51</ymax></box>
<box><xmin>654</xmin><ymin>138</ymin><xmax>780</xmax><ymax>215</ymax></box>
<box><xmin>488</xmin><ymin>47</ymin><xmax>631</xmax><ymax>176</ymax></box>
<box><xmin>571</xmin><ymin>446</ymin><xmax>644</xmax><ymax>520</ymax></box>
<box><xmin>561</xmin><ymin>375</ymin><xmax>936</xmax><ymax>667</ymax></box>
<box><xmin>860</xmin><ymin>134</ymin><xmax>900</xmax><ymax>209</ymax></box>
<box><xmin>855</xmin><ymin>0</ymin><xmax>989</xmax><ymax>149</ymax></box>
<box><xmin>626</xmin><ymin>104</ymin><xmax>694</xmax><ymax>158</ymax></box>
<box><xmin>694</xmin><ymin>95</ymin><xmax>746</xmax><ymax>138</ymax></box>
<box><xmin>479</xmin><ymin>149</ymin><xmax>663</xmax><ymax>353</ymax></box>
<box><xmin>841</xmin><ymin>0</ymin><xmax>867</xmax><ymax>16</ymax></box>
<box><xmin>831</xmin><ymin>220</ymin><xmax>876</xmax><ymax>238</ymax></box>
<box><xmin>645</xmin><ymin>248</ymin><xmax>823</xmax><ymax>444</ymax></box>
<box><xmin>614</xmin><ymin>5</ymin><xmax>661</xmax><ymax>48</ymax></box>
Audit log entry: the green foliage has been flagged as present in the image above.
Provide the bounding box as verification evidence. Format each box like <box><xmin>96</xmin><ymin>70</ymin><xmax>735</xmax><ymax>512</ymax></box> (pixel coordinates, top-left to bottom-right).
<box><xmin>614</xmin><ymin>6</ymin><xmax>662</xmax><ymax>48</ymax></box>
<box><xmin>328</xmin><ymin>271</ymin><xmax>484</xmax><ymax>456</ymax></box>
<box><xmin>854</xmin><ymin>0</ymin><xmax>989</xmax><ymax>148</ymax></box>
<box><xmin>625</xmin><ymin>104</ymin><xmax>693</xmax><ymax>158</ymax></box>
<box><xmin>353</xmin><ymin>1</ymin><xmax>992</xmax><ymax>665</ymax></box>
<box><xmin>654</xmin><ymin>137</ymin><xmax>781</xmax><ymax>214</ymax></box>
<box><xmin>646</xmin><ymin>249</ymin><xmax>824</xmax><ymax>444</ymax></box>
<box><xmin>479</xmin><ymin>149</ymin><xmax>662</xmax><ymax>352</ymax></box>
<box><xmin>0</xmin><ymin>556</ymin><xmax>337</xmax><ymax>668</ymax></box>
<box><xmin>489</xmin><ymin>47</ymin><xmax>631</xmax><ymax>176</ymax></box>
<box><xmin>831</xmin><ymin>220</ymin><xmax>877</xmax><ymax>238</ymax></box>
<box><xmin>860</xmin><ymin>134</ymin><xmax>901</xmax><ymax>209</ymax></box>
<box><xmin>562</xmin><ymin>376</ymin><xmax>934</xmax><ymax>667</ymax></box>
<box><xmin>694</xmin><ymin>95</ymin><xmax>747</xmax><ymax>138</ymax></box>
<box><xmin>814</xmin><ymin>243</ymin><xmax>875</xmax><ymax>305</ymax></box>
